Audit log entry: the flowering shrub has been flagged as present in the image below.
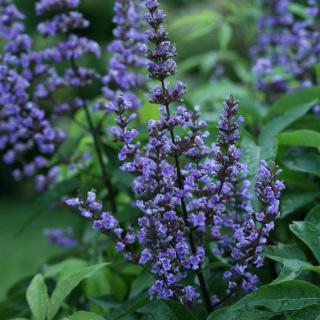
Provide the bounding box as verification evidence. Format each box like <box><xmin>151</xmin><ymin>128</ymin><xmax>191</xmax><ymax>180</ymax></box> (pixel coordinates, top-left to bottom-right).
<box><xmin>1</xmin><ymin>0</ymin><xmax>320</xmax><ymax>319</ymax></box>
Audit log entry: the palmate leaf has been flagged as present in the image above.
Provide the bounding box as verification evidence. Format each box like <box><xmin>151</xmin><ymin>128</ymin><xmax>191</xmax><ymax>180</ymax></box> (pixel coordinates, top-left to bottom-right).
<box><xmin>207</xmin><ymin>280</ymin><xmax>320</xmax><ymax>320</ymax></box>
<box><xmin>290</xmin><ymin>206</ymin><xmax>320</xmax><ymax>263</ymax></box>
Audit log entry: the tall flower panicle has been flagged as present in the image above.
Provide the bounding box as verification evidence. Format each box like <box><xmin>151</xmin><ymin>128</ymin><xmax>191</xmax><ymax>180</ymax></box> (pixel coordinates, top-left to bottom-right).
<box><xmin>104</xmin><ymin>0</ymin><xmax>147</xmax><ymax>165</ymax></box>
<box><xmin>0</xmin><ymin>0</ymin><xmax>31</xmax><ymax>55</ymax></box>
<box><xmin>0</xmin><ymin>0</ymin><xmax>65</xmax><ymax>189</ymax></box>
<box><xmin>35</xmin><ymin>0</ymin><xmax>101</xmax><ymax>112</ymax></box>
<box><xmin>253</xmin><ymin>0</ymin><xmax>320</xmax><ymax>111</ymax></box>
<box><xmin>220</xmin><ymin>161</ymin><xmax>284</xmax><ymax>299</ymax></box>
<box><xmin>101</xmin><ymin>0</ymin><xmax>147</xmax><ymax>111</ymax></box>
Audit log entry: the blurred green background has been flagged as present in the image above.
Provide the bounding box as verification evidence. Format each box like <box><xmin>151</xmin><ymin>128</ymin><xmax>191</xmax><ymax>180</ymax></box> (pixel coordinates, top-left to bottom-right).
<box><xmin>0</xmin><ymin>0</ymin><xmax>260</xmax><ymax>300</ymax></box>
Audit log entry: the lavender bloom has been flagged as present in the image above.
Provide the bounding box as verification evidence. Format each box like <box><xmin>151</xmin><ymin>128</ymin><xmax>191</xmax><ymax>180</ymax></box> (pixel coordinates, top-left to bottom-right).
<box><xmin>37</xmin><ymin>11</ymin><xmax>89</xmax><ymax>37</ymax></box>
<box><xmin>0</xmin><ymin>0</ymin><xmax>65</xmax><ymax>189</ymax></box>
<box><xmin>0</xmin><ymin>0</ymin><xmax>31</xmax><ymax>55</ymax></box>
<box><xmin>97</xmin><ymin>0</ymin><xmax>147</xmax><ymax>112</ymax></box>
<box><xmin>44</xmin><ymin>228</ymin><xmax>78</xmax><ymax>248</ymax></box>
<box><xmin>35</xmin><ymin>0</ymin><xmax>101</xmax><ymax>109</ymax></box>
<box><xmin>253</xmin><ymin>0</ymin><xmax>320</xmax><ymax>105</ymax></box>
<box><xmin>65</xmin><ymin>190</ymin><xmax>135</xmax><ymax>256</ymax></box>
<box><xmin>36</xmin><ymin>0</ymin><xmax>80</xmax><ymax>15</ymax></box>
<box><xmin>107</xmin><ymin>95</ymin><xmax>140</xmax><ymax>161</ymax></box>
<box><xmin>103</xmin><ymin>0</ymin><xmax>147</xmax><ymax>163</ymax></box>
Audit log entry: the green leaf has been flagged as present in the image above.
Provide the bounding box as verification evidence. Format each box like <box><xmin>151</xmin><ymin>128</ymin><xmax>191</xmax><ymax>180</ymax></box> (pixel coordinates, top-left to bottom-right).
<box><xmin>129</xmin><ymin>271</ymin><xmax>153</xmax><ymax>299</ymax></box>
<box><xmin>259</xmin><ymin>102</ymin><xmax>314</xmax><ymax>144</ymax></box>
<box><xmin>241</xmin><ymin>136</ymin><xmax>277</xmax><ymax>181</ymax></box>
<box><xmin>278</xmin><ymin>130</ymin><xmax>320</xmax><ymax>148</ymax></box>
<box><xmin>288</xmin><ymin>3</ymin><xmax>310</xmax><ymax>19</ymax></box>
<box><xmin>44</xmin><ymin>259</ymin><xmax>88</xmax><ymax>279</ymax></box>
<box><xmin>267</xmin><ymin>87</ymin><xmax>320</xmax><ymax>118</ymax></box>
<box><xmin>266</xmin><ymin>258</ymin><xmax>320</xmax><ymax>284</ymax></box>
<box><xmin>287</xmin><ymin>304</ymin><xmax>320</xmax><ymax>319</ymax></box>
<box><xmin>63</xmin><ymin>311</ymin><xmax>105</xmax><ymax>320</ymax></box>
<box><xmin>264</xmin><ymin>243</ymin><xmax>320</xmax><ymax>284</ymax></box>
<box><xmin>170</xmin><ymin>11</ymin><xmax>220</xmax><ymax>41</ymax></box>
<box><xmin>304</xmin><ymin>205</ymin><xmax>320</xmax><ymax>227</ymax></box>
<box><xmin>218</xmin><ymin>23</ymin><xmax>232</xmax><ymax>49</ymax></box>
<box><xmin>26</xmin><ymin>274</ymin><xmax>49</xmax><ymax>320</ymax></box>
<box><xmin>282</xmin><ymin>154</ymin><xmax>320</xmax><ymax>177</ymax></box>
<box><xmin>264</xmin><ymin>243</ymin><xmax>307</xmax><ymax>262</ymax></box>
<box><xmin>84</xmin><ymin>269</ymin><xmax>111</xmax><ymax>297</ymax></box>
<box><xmin>281</xmin><ymin>191</ymin><xmax>319</xmax><ymax>218</ymax></box>
<box><xmin>290</xmin><ymin>206</ymin><xmax>320</xmax><ymax>262</ymax></box>
<box><xmin>107</xmin><ymin>293</ymin><xmax>150</xmax><ymax>320</ymax></box>
<box><xmin>47</xmin><ymin>263</ymin><xmax>107</xmax><ymax>320</ymax></box>
<box><xmin>208</xmin><ymin>280</ymin><xmax>320</xmax><ymax>320</ymax></box>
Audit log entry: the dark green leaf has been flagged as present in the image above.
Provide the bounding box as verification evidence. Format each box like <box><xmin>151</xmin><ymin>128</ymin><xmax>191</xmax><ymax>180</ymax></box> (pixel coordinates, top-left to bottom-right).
<box><xmin>267</xmin><ymin>87</ymin><xmax>320</xmax><ymax>118</ymax></box>
<box><xmin>208</xmin><ymin>280</ymin><xmax>320</xmax><ymax>320</ymax></box>
<box><xmin>282</xmin><ymin>154</ymin><xmax>320</xmax><ymax>177</ymax></box>
<box><xmin>264</xmin><ymin>243</ymin><xmax>307</xmax><ymax>262</ymax></box>
<box><xmin>259</xmin><ymin>102</ymin><xmax>314</xmax><ymax>144</ymax></box>
<box><xmin>129</xmin><ymin>271</ymin><xmax>153</xmax><ymax>299</ymax></box>
<box><xmin>281</xmin><ymin>191</ymin><xmax>319</xmax><ymax>218</ymax></box>
<box><xmin>287</xmin><ymin>304</ymin><xmax>320</xmax><ymax>319</ymax></box>
<box><xmin>107</xmin><ymin>293</ymin><xmax>150</xmax><ymax>320</ymax></box>
<box><xmin>290</xmin><ymin>206</ymin><xmax>320</xmax><ymax>262</ymax></box>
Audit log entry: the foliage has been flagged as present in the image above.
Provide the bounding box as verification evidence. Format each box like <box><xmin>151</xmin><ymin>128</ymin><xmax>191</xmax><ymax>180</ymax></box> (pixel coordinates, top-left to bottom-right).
<box><xmin>0</xmin><ymin>0</ymin><xmax>320</xmax><ymax>319</ymax></box>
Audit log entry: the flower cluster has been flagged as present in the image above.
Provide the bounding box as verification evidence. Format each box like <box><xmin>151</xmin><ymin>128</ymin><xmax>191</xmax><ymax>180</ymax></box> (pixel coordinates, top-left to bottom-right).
<box><xmin>66</xmin><ymin>0</ymin><xmax>285</xmax><ymax>309</ymax></box>
<box><xmin>36</xmin><ymin>0</ymin><xmax>80</xmax><ymax>15</ymax></box>
<box><xmin>0</xmin><ymin>0</ymin><xmax>31</xmax><ymax>55</ymax></box>
<box><xmin>253</xmin><ymin>0</ymin><xmax>320</xmax><ymax>110</ymax></box>
<box><xmin>97</xmin><ymin>0</ymin><xmax>147</xmax><ymax>113</ymax></box>
<box><xmin>36</xmin><ymin>0</ymin><xmax>101</xmax><ymax>112</ymax></box>
<box><xmin>0</xmin><ymin>0</ymin><xmax>65</xmax><ymax>189</ymax></box>
<box><xmin>66</xmin><ymin>190</ymin><xmax>135</xmax><ymax>258</ymax></box>
<box><xmin>104</xmin><ymin>0</ymin><xmax>147</xmax><ymax>163</ymax></box>
<box><xmin>44</xmin><ymin>228</ymin><xmax>78</xmax><ymax>248</ymax></box>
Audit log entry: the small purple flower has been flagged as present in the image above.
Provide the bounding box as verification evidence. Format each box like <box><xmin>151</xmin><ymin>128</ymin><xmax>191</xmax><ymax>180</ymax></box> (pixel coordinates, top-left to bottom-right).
<box><xmin>44</xmin><ymin>228</ymin><xmax>78</xmax><ymax>248</ymax></box>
